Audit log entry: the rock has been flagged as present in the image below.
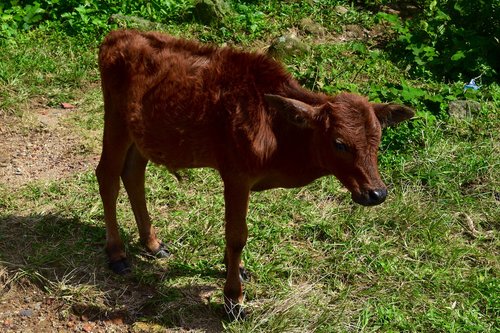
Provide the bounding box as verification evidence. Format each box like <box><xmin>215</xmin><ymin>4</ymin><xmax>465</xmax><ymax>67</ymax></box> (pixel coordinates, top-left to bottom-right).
<box><xmin>381</xmin><ymin>4</ymin><xmax>419</xmax><ymax>18</ymax></box>
<box><xmin>267</xmin><ymin>34</ymin><xmax>310</xmax><ymax>59</ymax></box>
<box><xmin>299</xmin><ymin>17</ymin><xmax>325</xmax><ymax>36</ymax></box>
<box><xmin>193</xmin><ymin>0</ymin><xmax>232</xmax><ymax>25</ymax></box>
<box><xmin>448</xmin><ymin>100</ymin><xmax>481</xmax><ymax>119</ymax></box>
<box><xmin>109</xmin><ymin>14</ymin><xmax>164</xmax><ymax>30</ymax></box>
<box><xmin>335</xmin><ymin>6</ymin><xmax>349</xmax><ymax>15</ymax></box>
<box><xmin>343</xmin><ymin>24</ymin><xmax>368</xmax><ymax>40</ymax></box>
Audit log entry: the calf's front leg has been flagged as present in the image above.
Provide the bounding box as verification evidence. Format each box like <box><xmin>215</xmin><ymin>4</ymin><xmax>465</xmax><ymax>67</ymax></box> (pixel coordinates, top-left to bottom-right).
<box><xmin>222</xmin><ymin>179</ymin><xmax>250</xmax><ymax>321</ymax></box>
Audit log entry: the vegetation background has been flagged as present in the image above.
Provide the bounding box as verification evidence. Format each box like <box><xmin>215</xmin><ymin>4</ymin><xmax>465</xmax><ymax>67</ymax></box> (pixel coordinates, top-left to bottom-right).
<box><xmin>0</xmin><ymin>0</ymin><xmax>498</xmax><ymax>332</ymax></box>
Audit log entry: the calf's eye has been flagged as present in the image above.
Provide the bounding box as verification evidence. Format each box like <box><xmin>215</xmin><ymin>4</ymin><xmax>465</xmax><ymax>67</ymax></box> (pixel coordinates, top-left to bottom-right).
<box><xmin>334</xmin><ymin>139</ymin><xmax>348</xmax><ymax>152</ymax></box>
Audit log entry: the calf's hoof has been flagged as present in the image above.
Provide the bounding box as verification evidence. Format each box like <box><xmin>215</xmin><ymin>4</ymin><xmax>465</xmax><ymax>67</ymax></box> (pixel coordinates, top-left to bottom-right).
<box><xmin>149</xmin><ymin>242</ymin><xmax>171</xmax><ymax>258</ymax></box>
<box><xmin>226</xmin><ymin>266</ymin><xmax>251</xmax><ymax>282</ymax></box>
<box><xmin>224</xmin><ymin>298</ymin><xmax>246</xmax><ymax>321</ymax></box>
<box><xmin>239</xmin><ymin>267</ymin><xmax>250</xmax><ymax>282</ymax></box>
<box><xmin>109</xmin><ymin>258</ymin><xmax>131</xmax><ymax>275</ymax></box>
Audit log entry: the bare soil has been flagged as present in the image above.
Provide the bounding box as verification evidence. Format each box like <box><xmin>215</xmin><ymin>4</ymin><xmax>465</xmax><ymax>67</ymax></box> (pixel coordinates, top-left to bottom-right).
<box><xmin>0</xmin><ymin>277</ymin><xmax>128</xmax><ymax>333</ymax></box>
<box><xmin>0</xmin><ymin>105</ymin><xmax>98</xmax><ymax>188</ymax></box>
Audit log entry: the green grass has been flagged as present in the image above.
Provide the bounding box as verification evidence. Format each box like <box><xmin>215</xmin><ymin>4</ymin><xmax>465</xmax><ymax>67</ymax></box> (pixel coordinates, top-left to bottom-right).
<box><xmin>0</xmin><ymin>27</ymin><xmax>99</xmax><ymax>116</ymax></box>
<box><xmin>0</xmin><ymin>1</ymin><xmax>499</xmax><ymax>332</ymax></box>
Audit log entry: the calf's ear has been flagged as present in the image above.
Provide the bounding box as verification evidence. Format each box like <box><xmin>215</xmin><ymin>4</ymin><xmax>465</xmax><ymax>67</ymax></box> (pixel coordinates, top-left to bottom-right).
<box><xmin>264</xmin><ymin>94</ymin><xmax>318</xmax><ymax>128</ymax></box>
<box><xmin>372</xmin><ymin>103</ymin><xmax>415</xmax><ymax>128</ymax></box>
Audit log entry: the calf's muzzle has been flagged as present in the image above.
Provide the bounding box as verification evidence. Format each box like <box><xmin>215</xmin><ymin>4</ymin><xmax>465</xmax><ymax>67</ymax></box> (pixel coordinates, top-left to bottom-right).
<box><xmin>352</xmin><ymin>187</ymin><xmax>387</xmax><ymax>206</ymax></box>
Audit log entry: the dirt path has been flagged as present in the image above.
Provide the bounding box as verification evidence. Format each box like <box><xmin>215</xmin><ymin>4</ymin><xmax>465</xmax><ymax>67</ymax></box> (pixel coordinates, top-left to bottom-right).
<box><xmin>0</xmin><ymin>105</ymin><xmax>98</xmax><ymax>188</ymax></box>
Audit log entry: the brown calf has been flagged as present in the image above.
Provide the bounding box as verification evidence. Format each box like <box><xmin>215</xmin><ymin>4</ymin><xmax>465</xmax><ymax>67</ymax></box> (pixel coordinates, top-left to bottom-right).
<box><xmin>96</xmin><ymin>30</ymin><xmax>414</xmax><ymax>320</ymax></box>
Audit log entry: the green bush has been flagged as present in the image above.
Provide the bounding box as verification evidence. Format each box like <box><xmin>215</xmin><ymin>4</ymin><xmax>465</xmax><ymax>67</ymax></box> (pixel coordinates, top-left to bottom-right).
<box><xmin>0</xmin><ymin>0</ymin><xmax>193</xmax><ymax>39</ymax></box>
<box><xmin>376</xmin><ymin>0</ymin><xmax>499</xmax><ymax>81</ymax></box>
<box><xmin>0</xmin><ymin>1</ymin><xmax>46</xmax><ymax>38</ymax></box>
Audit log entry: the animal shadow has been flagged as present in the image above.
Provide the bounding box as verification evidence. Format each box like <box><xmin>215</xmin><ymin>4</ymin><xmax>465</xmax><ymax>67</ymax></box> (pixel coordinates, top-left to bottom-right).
<box><xmin>0</xmin><ymin>213</ymin><xmax>225</xmax><ymax>332</ymax></box>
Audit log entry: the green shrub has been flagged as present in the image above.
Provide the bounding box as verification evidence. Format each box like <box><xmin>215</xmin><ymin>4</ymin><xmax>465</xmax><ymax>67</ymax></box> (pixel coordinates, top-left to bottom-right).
<box><xmin>0</xmin><ymin>0</ymin><xmax>194</xmax><ymax>39</ymax></box>
<box><xmin>376</xmin><ymin>0</ymin><xmax>499</xmax><ymax>81</ymax></box>
<box><xmin>0</xmin><ymin>1</ymin><xmax>46</xmax><ymax>38</ymax></box>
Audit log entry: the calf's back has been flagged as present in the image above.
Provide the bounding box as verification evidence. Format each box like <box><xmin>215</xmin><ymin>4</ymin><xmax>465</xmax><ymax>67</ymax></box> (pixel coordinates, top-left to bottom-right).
<box><xmin>98</xmin><ymin>30</ymin><xmax>302</xmax><ymax>176</ymax></box>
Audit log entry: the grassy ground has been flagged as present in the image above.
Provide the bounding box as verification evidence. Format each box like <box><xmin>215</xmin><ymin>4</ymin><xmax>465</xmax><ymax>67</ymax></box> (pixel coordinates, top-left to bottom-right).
<box><xmin>0</xmin><ymin>1</ymin><xmax>498</xmax><ymax>332</ymax></box>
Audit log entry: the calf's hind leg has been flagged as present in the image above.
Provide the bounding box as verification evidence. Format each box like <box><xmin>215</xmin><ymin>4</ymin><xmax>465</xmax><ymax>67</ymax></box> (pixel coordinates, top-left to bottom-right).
<box><xmin>95</xmin><ymin>119</ymin><xmax>132</xmax><ymax>274</ymax></box>
<box><xmin>121</xmin><ymin>145</ymin><xmax>169</xmax><ymax>258</ymax></box>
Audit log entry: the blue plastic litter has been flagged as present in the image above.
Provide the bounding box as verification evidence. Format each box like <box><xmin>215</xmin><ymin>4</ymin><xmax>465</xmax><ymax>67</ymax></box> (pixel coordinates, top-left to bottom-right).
<box><xmin>463</xmin><ymin>78</ymin><xmax>481</xmax><ymax>92</ymax></box>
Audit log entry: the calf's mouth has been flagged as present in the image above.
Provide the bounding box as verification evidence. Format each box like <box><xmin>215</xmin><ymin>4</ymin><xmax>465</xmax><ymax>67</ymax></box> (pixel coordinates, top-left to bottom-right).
<box><xmin>351</xmin><ymin>187</ymin><xmax>387</xmax><ymax>206</ymax></box>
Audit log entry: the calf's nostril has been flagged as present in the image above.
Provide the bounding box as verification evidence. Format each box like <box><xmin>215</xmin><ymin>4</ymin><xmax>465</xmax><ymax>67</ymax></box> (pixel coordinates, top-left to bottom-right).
<box><xmin>368</xmin><ymin>188</ymin><xmax>387</xmax><ymax>203</ymax></box>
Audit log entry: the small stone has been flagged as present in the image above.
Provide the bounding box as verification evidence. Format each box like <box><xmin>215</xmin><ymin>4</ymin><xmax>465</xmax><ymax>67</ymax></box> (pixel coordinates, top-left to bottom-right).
<box><xmin>60</xmin><ymin>103</ymin><xmax>76</xmax><ymax>109</ymax></box>
<box><xmin>0</xmin><ymin>153</ymin><xmax>8</xmax><ymax>167</ymax></box>
<box><xmin>2</xmin><ymin>319</ymin><xmax>13</xmax><ymax>327</ymax></box>
<box><xmin>19</xmin><ymin>309</ymin><xmax>33</xmax><ymax>317</ymax></box>
<box><xmin>82</xmin><ymin>322</ymin><xmax>94</xmax><ymax>332</ymax></box>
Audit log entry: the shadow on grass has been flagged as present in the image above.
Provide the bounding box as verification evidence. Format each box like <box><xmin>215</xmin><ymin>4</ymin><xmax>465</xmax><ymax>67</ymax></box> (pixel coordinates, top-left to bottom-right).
<box><xmin>0</xmin><ymin>213</ymin><xmax>225</xmax><ymax>332</ymax></box>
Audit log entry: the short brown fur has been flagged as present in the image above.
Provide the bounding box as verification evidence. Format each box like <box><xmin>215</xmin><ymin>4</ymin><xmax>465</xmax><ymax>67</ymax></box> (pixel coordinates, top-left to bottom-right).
<box><xmin>96</xmin><ymin>30</ymin><xmax>414</xmax><ymax>319</ymax></box>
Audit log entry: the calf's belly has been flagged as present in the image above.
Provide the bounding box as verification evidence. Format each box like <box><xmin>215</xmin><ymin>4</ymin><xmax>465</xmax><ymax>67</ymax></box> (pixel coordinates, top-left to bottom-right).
<box><xmin>132</xmin><ymin>129</ymin><xmax>219</xmax><ymax>171</ymax></box>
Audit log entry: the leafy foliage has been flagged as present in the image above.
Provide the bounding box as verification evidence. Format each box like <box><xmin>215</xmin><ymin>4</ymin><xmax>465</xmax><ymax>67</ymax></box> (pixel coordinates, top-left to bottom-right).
<box><xmin>0</xmin><ymin>0</ymin><xmax>193</xmax><ymax>39</ymax></box>
<box><xmin>376</xmin><ymin>0</ymin><xmax>499</xmax><ymax>81</ymax></box>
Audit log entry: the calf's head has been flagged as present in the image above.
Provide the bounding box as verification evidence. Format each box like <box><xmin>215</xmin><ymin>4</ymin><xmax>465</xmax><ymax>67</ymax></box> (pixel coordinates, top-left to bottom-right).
<box><xmin>265</xmin><ymin>92</ymin><xmax>414</xmax><ymax>206</ymax></box>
